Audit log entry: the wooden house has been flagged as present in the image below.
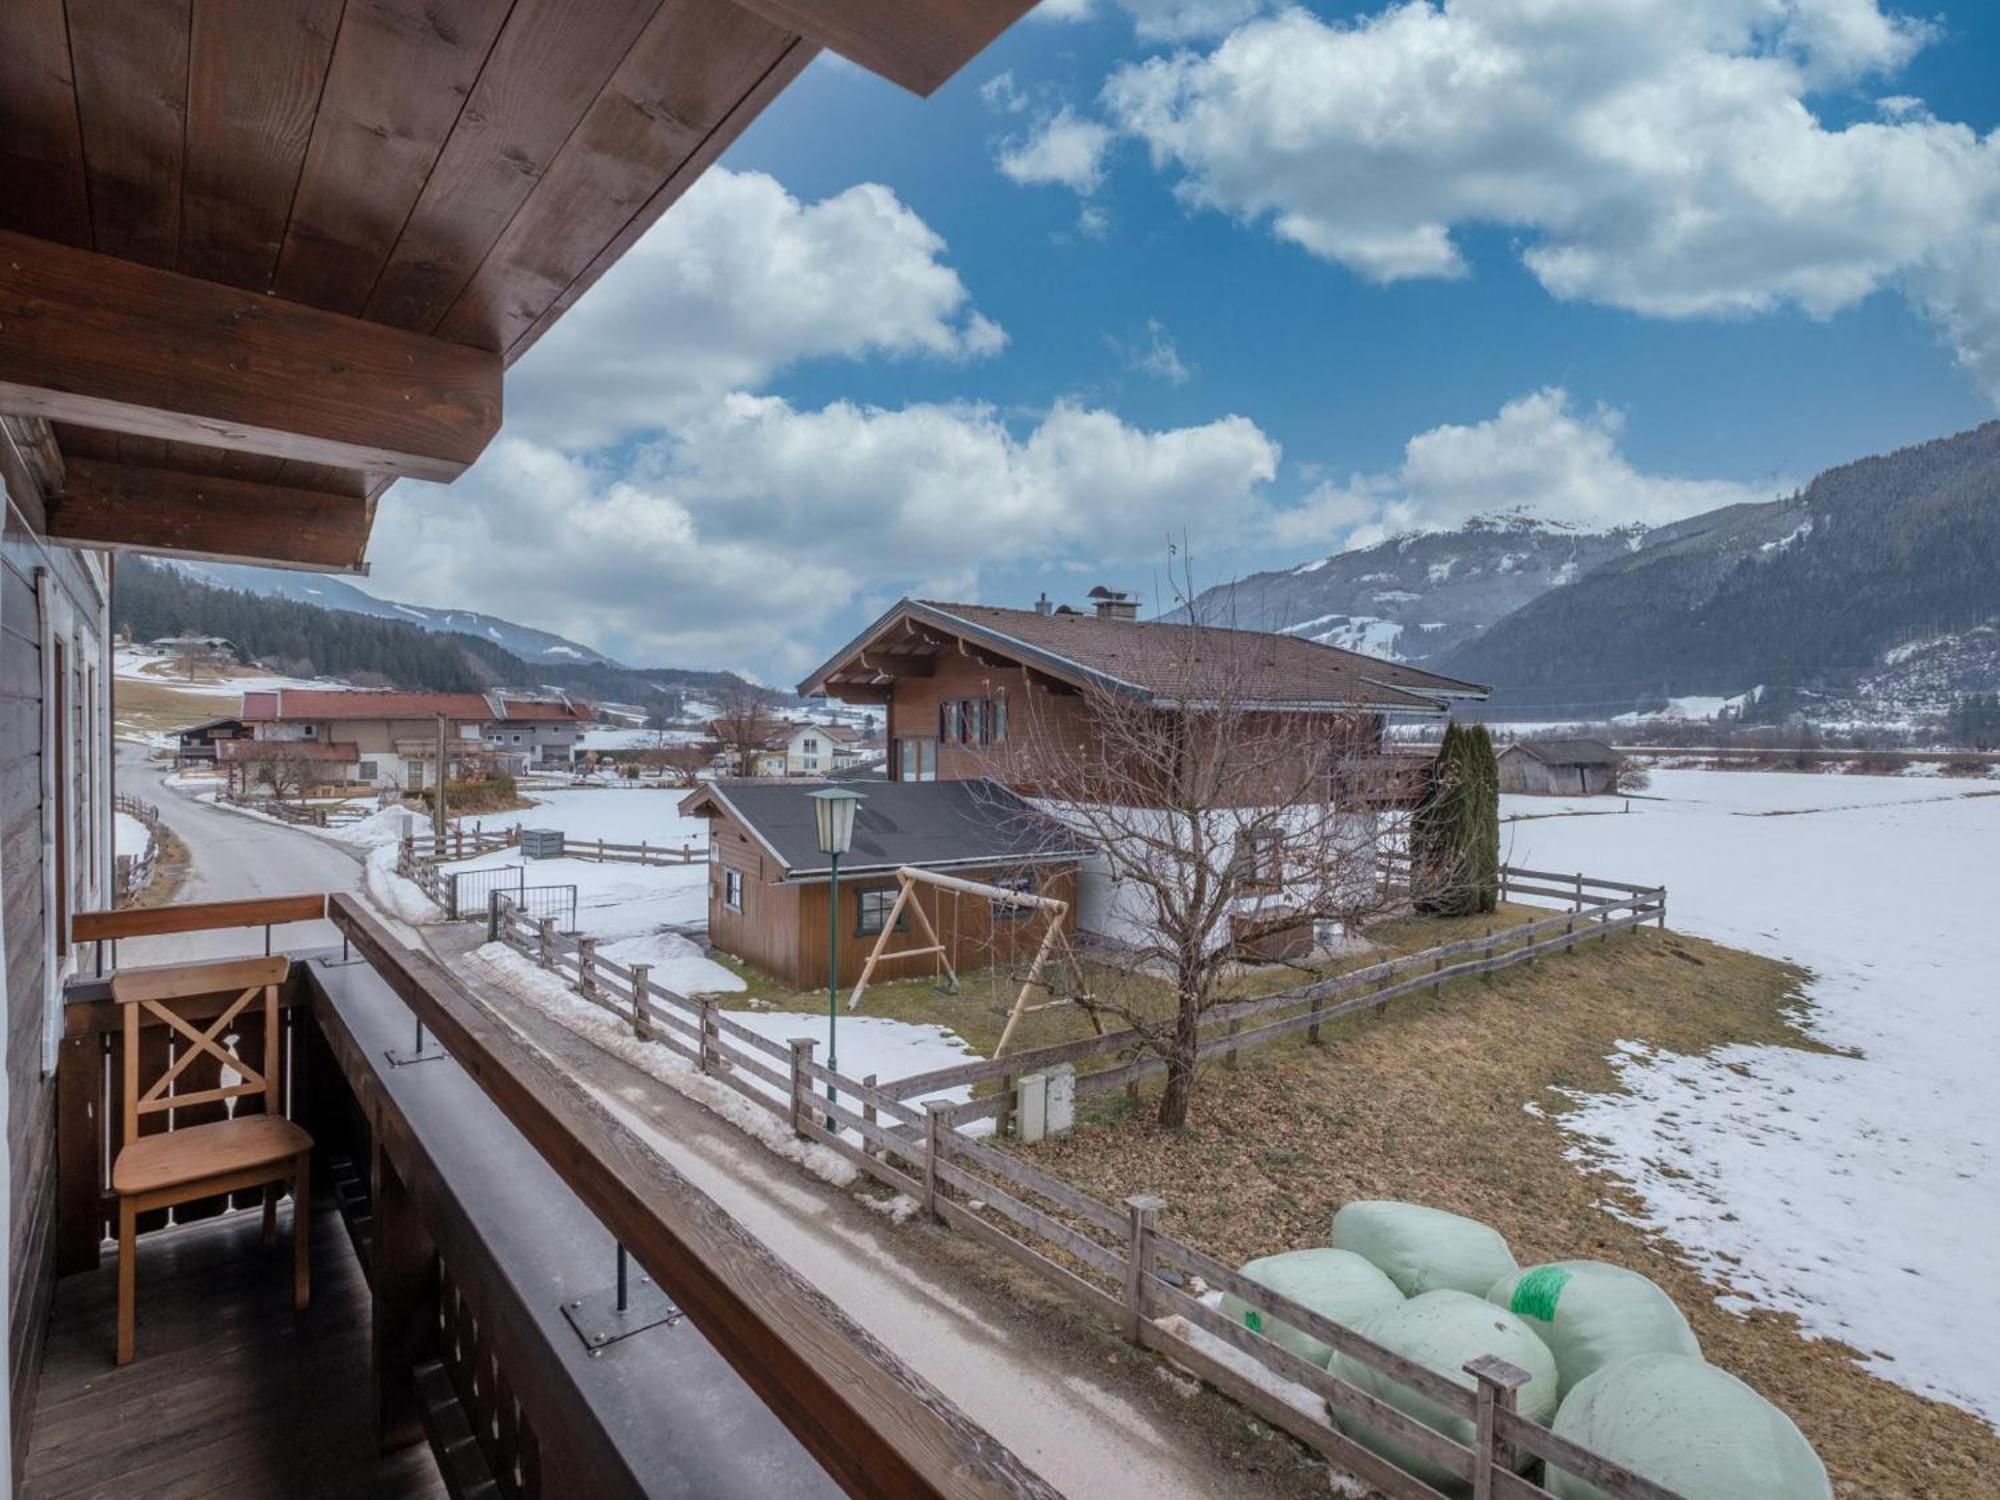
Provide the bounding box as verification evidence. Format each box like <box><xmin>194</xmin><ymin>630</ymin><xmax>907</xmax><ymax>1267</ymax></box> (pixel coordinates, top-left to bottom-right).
<box><xmin>797</xmin><ymin>595</ymin><xmax>1490</xmax><ymax>795</ymax></box>
<box><xmin>234</xmin><ymin>689</ymin><xmax>496</xmax><ymax>793</ymax></box>
<box><xmin>0</xmin><ymin>4</ymin><xmax>1042</xmax><ymax>1493</ymax></box>
<box><xmin>678</xmin><ymin>781</ymin><xmax>1088</xmax><ymax>990</ymax></box>
<box><xmin>1497</xmin><ymin>738</ymin><xmax>1622</xmax><ymax>795</ymax></box>
<box><xmin>168</xmin><ymin>715</ymin><xmax>251</xmax><ymax>765</ymax></box>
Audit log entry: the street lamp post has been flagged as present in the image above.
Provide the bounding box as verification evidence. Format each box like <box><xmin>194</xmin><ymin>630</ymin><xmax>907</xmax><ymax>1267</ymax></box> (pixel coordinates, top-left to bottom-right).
<box><xmin>808</xmin><ymin>787</ymin><xmax>863</xmax><ymax>1121</ymax></box>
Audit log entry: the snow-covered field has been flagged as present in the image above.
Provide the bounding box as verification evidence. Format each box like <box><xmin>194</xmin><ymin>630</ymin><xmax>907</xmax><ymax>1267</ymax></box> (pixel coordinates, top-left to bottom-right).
<box><xmin>115</xmin><ymin>645</ymin><xmax>332</xmax><ymax>696</ymax></box>
<box><xmin>1503</xmin><ymin>769</ymin><xmax>2000</xmax><ymax>1424</ymax></box>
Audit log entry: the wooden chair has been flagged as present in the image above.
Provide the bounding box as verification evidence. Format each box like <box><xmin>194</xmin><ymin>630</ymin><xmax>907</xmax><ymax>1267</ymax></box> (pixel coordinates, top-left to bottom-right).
<box><xmin>110</xmin><ymin>954</ymin><xmax>313</xmax><ymax>1365</ymax></box>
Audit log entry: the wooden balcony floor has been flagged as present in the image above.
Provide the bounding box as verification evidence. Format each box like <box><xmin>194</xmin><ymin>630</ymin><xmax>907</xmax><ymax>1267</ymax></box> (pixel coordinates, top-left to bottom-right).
<box><xmin>24</xmin><ymin>1199</ymin><xmax>445</xmax><ymax>1500</ymax></box>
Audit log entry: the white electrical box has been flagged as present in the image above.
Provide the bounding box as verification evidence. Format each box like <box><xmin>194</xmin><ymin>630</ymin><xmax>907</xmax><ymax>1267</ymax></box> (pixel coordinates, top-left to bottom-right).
<box><xmin>1016</xmin><ymin>1070</ymin><xmax>1049</xmax><ymax>1142</ymax></box>
<box><xmin>1046</xmin><ymin>1063</ymin><xmax>1075</xmax><ymax>1137</ymax></box>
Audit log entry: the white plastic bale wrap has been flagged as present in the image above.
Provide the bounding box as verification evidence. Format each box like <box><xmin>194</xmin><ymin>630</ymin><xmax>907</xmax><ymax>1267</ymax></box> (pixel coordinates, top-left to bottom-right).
<box><xmin>1549</xmin><ymin>1353</ymin><xmax>1832</xmax><ymax>1500</ymax></box>
<box><xmin>1330</xmin><ymin>1200</ymin><xmax>1519</xmax><ymax>1296</ymax></box>
<box><xmin>1330</xmin><ymin>1290</ymin><xmax>1559</xmax><ymax>1489</ymax></box>
<box><xmin>1487</xmin><ymin>1260</ymin><xmax>1701</xmax><ymax>1398</ymax></box>
<box><xmin>1217</xmin><ymin>1249</ymin><xmax>1404</xmax><ymax>1368</ymax></box>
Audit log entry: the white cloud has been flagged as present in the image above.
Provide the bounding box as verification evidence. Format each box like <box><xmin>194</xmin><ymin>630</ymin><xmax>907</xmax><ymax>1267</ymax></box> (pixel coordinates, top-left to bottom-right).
<box><xmin>1269</xmin><ymin>389</ymin><xmax>1769</xmax><ymax>551</ymax></box>
<box><xmin>506</xmin><ymin>169</ymin><xmax>1004</xmax><ymax>447</ymax></box>
<box><xmin>1031</xmin><ymin>0</ymin><xmax>1266</xmax><ymax>40</ymax></box>
<box><xmin>1109</xmin><ymin>318</ymin><xmax>1194</xmax><ymax>384</ymax></box>
<box><xmin>371</xmin><ymin>401</ymin><xmax>1278</xmax><ymax>673</ymax></box>
<box><xmin>998</xmin><ymin>107</ymin><xmax>1115</xmax><ymax>194</ymax></box>
<box><xmin>1101</xmin><ymin>0</ymin><xmax>2000</xmax><ymax>403</ymax></box>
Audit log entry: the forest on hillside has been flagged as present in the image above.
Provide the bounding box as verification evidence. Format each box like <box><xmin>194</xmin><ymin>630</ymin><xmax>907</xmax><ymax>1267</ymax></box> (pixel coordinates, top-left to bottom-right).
<box><xmin>112</xmin><ymin>560</ymin><xmax>748</xmax><ymax>704</ymax></box>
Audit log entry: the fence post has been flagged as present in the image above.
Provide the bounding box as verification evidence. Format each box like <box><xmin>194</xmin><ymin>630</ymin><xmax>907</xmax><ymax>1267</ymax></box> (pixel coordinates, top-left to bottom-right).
<box><xmin>1656</xmin><ymin>886</ymin><xmax>1668</xmax><ymax>929</ymax></box>
<box><xmin>537</xmin><ymin>917</ymin><xmax>555</xmax><ymax>970</ymax></box>
<box><xmin>1483</xmin><ymin>926</ymin><xmax>1495</xmax><ymax>984</ymax></box>
<box><xmin>629</xmin><ymin>964</ymin><xmax>652</xmax><ymax>1040</ymax></box>
<box><xmin>487</xmin><ymin>890</ymin><xmax>502</xmax><ymax>944</ymax></box>
<box><xmin>1499</xmin><ymin>865</ymin><xmax>1510</xmax><ymax>904</ymax></box>
<box><xmin>788</xmin><ymin>1039</ymin><xmax>817</xmax><ymax>1138</ymax></box>
<box><xmin>1224</xmin><ymin>1018</ymin><xmax>1241</xmax><ymax>1070</ymax></box>
<box><xmin>1121</xmin><ymin>1195</ymin><xmax>1167</xmax><ymax>1344</ymax></box>
<box><xmin>1573</xmin><ymin>871</ymin><xmax>1583</xmax><ymax>911</ymax></box>
<box><xmin>693</xmin><ymin>998</ymin><xmax>713</xmax><ymax>1071</ymax></box>
<box><xmin>922</xmin><ymin>1101</ymin><xmax>954</xmax><ymax>1223</ymax></box>
<box><xmin>1306</xmin><ymin>993</ymin><xmax>1323</xmax><ymax>1046</ymax></box>
<box><xmin>862</xmin><ymin>1073</ymin><xmax>879</xmax><ymax>1159</ymax></box>
<box><xmin>575</xmin><ymin>937</ymin><xmax>598</xmax><ymax>1000</ymax></box>
<box><xmin>1465</xmin><ymin>1355</ymin><xmax>1531</xmax><ymax>1500</ymax></box>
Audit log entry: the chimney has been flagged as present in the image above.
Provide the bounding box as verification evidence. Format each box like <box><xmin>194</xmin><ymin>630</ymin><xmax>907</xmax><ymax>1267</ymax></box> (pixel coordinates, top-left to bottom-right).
<box><xmin>1088</xmin><ymin>585</ymin><xmax>1137</xmax><ymax>621</ymax></box>
<box><xmin>1034</xmin><ymin>592</ymin><xmax>1054</xmax><ymax>617</ymax></box>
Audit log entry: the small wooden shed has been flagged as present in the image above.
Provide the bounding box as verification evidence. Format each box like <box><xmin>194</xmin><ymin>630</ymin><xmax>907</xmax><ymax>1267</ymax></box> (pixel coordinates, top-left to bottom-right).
<box><xmin>678</xmin><ymin>779</ymin><xmax>1089</xmax><ymax>990</ymax></box>
<box><xmin>1496</xmin><ymin>738</ymin><xmax>1621</xmax><ymax>796</ymax></box>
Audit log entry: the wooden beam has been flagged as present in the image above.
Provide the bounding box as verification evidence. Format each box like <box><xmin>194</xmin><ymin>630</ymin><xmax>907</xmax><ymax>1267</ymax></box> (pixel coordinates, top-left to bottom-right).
<box><xmin>856</xmin><ymin>651</ymin><xmax>936</xmax><ymax>680</ymax></box>
<box><xmin>48</xmin><ymin>456</ymin><xmax>370</xmax><ymax>572</ymax></box>
<box><xmin>723</xmin><ymin>0</ymin><xmax>1038</xmax><ymax>97</ymax></box>
<box><xmin>0</xmin><ymin>229</ymin><xmax>501</xmax><ymax>480</ymax></box>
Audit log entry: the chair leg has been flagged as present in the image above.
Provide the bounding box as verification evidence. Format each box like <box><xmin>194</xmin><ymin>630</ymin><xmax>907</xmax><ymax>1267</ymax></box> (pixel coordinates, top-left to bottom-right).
<box><xmin>116</xmin><ymin>1198</ymin><xmax>137</xmax><ymax>1366</ymax></box>
<box><xmin>262</xmin><ymin>1183</ymin><xmax>278</xmax><ymax>1247</ymax></box>
<box><xmin>293</xmin><ymin>1152</ymin><xmax>312</xmax><ymax>1311</ymax></box>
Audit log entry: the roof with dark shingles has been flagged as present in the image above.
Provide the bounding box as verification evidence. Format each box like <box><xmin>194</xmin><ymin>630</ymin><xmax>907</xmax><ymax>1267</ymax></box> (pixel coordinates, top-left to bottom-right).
<box><xmin>1502</xmin><ymin>737</ymin><xmax>1620</xmax><ymax>766</ymax></box>
<box><xmin>678</xmin><ymin>779</ymin><xmax>1090</xmax><ymax>880</ymax></box>
<box><xmin>799</xmin><ymin>599</ymin><xmax>1488</xmax><ymax>711</ymax></box>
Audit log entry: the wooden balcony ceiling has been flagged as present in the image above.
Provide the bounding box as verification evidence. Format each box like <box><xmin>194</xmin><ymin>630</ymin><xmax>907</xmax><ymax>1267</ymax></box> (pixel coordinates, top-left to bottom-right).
<box><xmin>0</xmin><ymin>0</ymin><xmax>1033</xmax><ymax>572</ymax></box>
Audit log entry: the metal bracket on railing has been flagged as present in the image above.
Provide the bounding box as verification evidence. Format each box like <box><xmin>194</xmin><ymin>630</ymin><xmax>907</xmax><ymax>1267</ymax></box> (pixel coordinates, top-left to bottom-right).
<box><xmin>386</xmin><ymin>1014</ymin><xmax>449</xmax><ymax>1068</ymax></box>
<box><xmin>562</xmin><ymin>1242</ymin><xmax>681</xmax><ymax>1355</ymax></box>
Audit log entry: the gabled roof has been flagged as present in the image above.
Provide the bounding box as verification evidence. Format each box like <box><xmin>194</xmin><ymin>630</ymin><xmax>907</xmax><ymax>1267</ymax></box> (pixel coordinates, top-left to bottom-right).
<box><xmin>1499</xmin><ymin>737</ymin><xmax>1620</xmax><ymax>766</ymax></box>
<box><xmin>677</xmin><ymin>779</ymin><xmax>1090</xmax><ymax>881</ymax></box>
<box><xmin>243</xmin><ymin>689</ymin><xmax>494</xmax><ymax>723</ymax></box>
<box><xmin>798</xmin><ymin>598</ymin><xmax>1488</xmax><ymax>714</ymax></box>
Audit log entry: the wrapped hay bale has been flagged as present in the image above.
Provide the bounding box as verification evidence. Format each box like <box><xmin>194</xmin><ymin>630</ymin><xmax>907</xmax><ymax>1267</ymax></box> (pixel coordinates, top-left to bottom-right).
<box><xmin>1548</xmin><ymin>1353</ymin><xmax>1831</xmax><ymax>1500</ymax></box>
<box><xmin>1218</xmin><ymin>1249</ymin><xmax>1404</xmax><ymax>1368</ymax></box>
<box><xmin>1487</xmin><ymin>1260</ymin><xmax>1701</xmax><ymax>1398</ymax></box>
<box><xmin>1330</xmin><ymin>1290</ymin><xmax>1558</xmax><ymax>1489</ymax></box>
<box><xmin>1331</xmin><ymin>1201</ymin><xmax>1519</xmax><ymax>1297</ymax></box>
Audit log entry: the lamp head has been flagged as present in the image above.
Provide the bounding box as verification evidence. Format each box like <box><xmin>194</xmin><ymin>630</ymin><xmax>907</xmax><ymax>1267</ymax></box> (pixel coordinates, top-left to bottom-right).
<box><xmin>808</xmin><ymin>785</ymin><xmax>864</xmax><ymax>856</ymax></box>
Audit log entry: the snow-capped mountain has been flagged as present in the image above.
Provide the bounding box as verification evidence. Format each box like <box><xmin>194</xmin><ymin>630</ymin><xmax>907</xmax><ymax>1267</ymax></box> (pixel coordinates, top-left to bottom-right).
<box><xmin>167</xmin><ymin>562</ymin><xmax>620</xmax><ymax>667</ymax></box>
<box><xmin>1179</xmin><ymin>511</ymin><xmax>1650</xmax><ymax>663</ymax></box>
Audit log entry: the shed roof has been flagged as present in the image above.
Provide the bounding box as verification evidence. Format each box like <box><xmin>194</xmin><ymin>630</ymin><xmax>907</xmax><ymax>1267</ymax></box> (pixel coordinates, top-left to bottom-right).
<box><xmin>799</xmin><ymin>598</ymin><xmax>1488</xmax><ymax>713</ymax></box>
<box><xmin>678</xmin><ymin>779</ymin><xmax>1089</xmax><ymax>881</ymax></box>
<box><xmin>1500</xmin><ymin>738</ymin><xmax>1620</xmax><ymax>766</ymax></box>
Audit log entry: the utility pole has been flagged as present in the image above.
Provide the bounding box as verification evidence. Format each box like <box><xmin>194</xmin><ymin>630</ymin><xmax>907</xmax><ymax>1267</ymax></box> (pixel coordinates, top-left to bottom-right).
<box><xmin>433</xmin><ymin>713</ymin><xmax>448</xmax><ymax>841</ymax></box>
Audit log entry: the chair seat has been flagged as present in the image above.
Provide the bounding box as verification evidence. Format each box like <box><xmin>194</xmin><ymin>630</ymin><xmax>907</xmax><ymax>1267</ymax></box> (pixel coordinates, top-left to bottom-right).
<box><xmin>113</xmin><ymin>1115</ymin><xmax>311</xmax><ymax>1197</ymax></box>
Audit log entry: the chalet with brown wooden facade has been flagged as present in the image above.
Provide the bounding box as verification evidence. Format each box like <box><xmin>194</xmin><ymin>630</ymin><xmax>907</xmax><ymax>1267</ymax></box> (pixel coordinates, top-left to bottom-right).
<box><xmin>797</xmin><ymin>594</ymin><xmax>1490</xmax><ymax>795</ymax></box>
<box><xmin>679</xmin><ymin>781</ymin><xmax>1088</xmax><ymax>990</ymax></box>
<box><xmin>0</xmin><ymin>3</ymin><xmax>1051</xmax><ymax>1496</ymax></box>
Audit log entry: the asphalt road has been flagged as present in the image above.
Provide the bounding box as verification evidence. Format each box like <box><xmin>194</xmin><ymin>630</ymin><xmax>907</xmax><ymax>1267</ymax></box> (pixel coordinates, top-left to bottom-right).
<box><xmin>115</xmin><ymin>743</ymin><xmax>368</xmax><ymax>964</ymax></box>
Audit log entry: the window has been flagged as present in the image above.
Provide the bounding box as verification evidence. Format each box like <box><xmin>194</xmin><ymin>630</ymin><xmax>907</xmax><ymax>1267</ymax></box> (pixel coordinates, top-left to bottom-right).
<box><xmin>990</xmin><ymin>871</ymin><xmax>1036</xmax><ymax>921</ymax></box>
<box><xmin>856</xmin><ymin>888</ymin><xmax>907</xmax><ymax>936</ymax></box>
<box><xmin>940</xmin><ymin>701</ymin><xmax>961</xmax><ymax>742</ymax></box>
<box><xmin>965</xmin><ymin>699</ymin><xmax>983</xmax><ymax>745</ymax></box>
<box><xmin>897</xmin><ymin>738</ymin><xmax>937</xmax><ymax>782</ymax></box>
<box><xmin>301</xmin><ymin>723</ymin><xmax>316</xmax><ymax>737</ymax></box>
<box><xmin>988</xmin><ymin>695</ymin><xmax>1007</xmax><ymax>745</ymax></box>
<box><xmin>802</xmin><ymin>736</ymin><xmax>819</xmax><ymax>754</ymax></box>
<box><xmin>357</xmin><ymin>760</ymin><xmax>378</xmax><ymax>782</ymax></box>
<box><xmin>1233</xmin><ymin>829</ymin><xmax>1284</xmax><ymax>891</ymax></box>
<box><xmin>724</xmin><ymin>868</ymin><xmax>744</xmax><ymax>912</ymax></box>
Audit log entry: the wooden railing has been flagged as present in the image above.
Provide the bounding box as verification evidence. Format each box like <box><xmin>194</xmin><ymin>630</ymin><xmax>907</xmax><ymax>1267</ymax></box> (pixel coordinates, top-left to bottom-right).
<box><xmin>326</xmin><ymin>895</ymin><xmax>1056</xmax><ymax>1499</ymax></box>
<box><xmin>111</xmin><ymin>794</ymin><xmax>163</xmax><ymax>906</ymax></box>
<box><xmin>485</xmin><ymin>881</ymin><xmax>1688</xmax><ymax>1500</ymax></box>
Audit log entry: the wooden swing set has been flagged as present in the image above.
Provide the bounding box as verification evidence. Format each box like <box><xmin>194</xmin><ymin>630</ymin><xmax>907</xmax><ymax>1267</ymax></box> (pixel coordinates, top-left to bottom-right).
<box><xmin>845</xmin><ymin>865</ymin><xmax>1096</xmax><ymax>1056</ymax></box>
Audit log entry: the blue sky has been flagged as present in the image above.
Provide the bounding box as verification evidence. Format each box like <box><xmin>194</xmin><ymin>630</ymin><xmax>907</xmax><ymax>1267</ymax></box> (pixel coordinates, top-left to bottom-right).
<box><xmin>360</xmin><ymin>0</ymin><xmax>2000</xmax><ymax>678</ymax></box>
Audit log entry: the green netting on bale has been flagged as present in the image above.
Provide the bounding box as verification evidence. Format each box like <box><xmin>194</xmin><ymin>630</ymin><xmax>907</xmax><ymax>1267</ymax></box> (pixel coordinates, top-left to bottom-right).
<box><xmin>1331</xmin><ymin>1290</ymin><xmax>1559</xmax><ymax>1489</ymax></box>
<box><xmin>1488</xmin><ymin>1260</ymin><xmax>1702</xmax><ymax>1399</ymax></box>
<box><xmin>1218</xmin><ymin>1249</ymin><xmax>1404</xmax><ymax>1368</ymax></box>
<box><xmin>1330</xmin><ymin>1200</ymin><xmax>1519</xmax><ymax>1297</ymax></box>
<box><xmin>1549</xmin><ymin>1353</ymin><xmax>1831</xmax><ymax>1500</ymax></box>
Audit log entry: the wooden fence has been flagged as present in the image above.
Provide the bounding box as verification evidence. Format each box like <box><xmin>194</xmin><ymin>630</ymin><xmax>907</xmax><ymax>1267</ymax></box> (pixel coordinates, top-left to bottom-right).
<box><xmin>111</xmin><ymin>794</ymin><xmax>162</xmax><ymax>906</ymax></box>
<box><xmin>487</xmin><ymin>880</ymin><xmax>1687</xmax><ymax>1500</ymax></box>
<box><xmin>403</xmin><ymin>825</ymin><xmax>701</xmax><ymax>871</ymax></box>
<box><xmin>884</xmin><ymin>867</ymin><xmax>1666</xmax><ymax>1128</ymax></box>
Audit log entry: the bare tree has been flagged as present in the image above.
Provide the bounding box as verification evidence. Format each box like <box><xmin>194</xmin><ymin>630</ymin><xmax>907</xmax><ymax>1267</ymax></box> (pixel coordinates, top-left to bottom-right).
<box><xmin>236</xmin><ymin>742</ymin><xmax>317</xmax><ymax>803</ymax></box>
<box><xmin>639</xmin><ymin>741</ymin><xmax>714</xmax><ymax>787</ymax></box>
<box><xmin>983</xmin><ymin>583</ymin><xmax>1445</xmax><ymax>1128</ymax></box>
<box><xmin>709</xmin><ymin>683</ymin><xmax>787</xmax><ymax>776</ymax></box>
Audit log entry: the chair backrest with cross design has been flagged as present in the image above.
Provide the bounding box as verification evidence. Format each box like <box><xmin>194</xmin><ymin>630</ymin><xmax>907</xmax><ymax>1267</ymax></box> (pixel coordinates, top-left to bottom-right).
<box><xmin>113</xmin><ymin>955</ymin><xmax>291</xmax><ymax>1145</ymax></box>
